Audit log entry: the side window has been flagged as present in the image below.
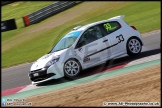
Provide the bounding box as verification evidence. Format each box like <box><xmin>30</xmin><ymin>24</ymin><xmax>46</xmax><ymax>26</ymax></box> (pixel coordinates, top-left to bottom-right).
<box><xmin>101</xmin><ymin>21</ymin><xmax>121</xmax><ymax>35</ymax></box>
<box><xmin>76</xmin><ymin>26</ymin><xmax>103</xmax><ymax>48</ymax></box>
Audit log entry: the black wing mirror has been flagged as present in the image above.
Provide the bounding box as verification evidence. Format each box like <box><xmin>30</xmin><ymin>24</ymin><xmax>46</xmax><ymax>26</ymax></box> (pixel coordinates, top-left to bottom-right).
<box><xmin>76</xmin><ymin>41</ymin><xmax>86</xmax><ymax>48</ymax></box>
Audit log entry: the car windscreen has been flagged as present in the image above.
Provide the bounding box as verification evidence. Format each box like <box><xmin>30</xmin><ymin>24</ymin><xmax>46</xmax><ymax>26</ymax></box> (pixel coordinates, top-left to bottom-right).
<box><xmin>50</xmin><ymin>30</ymin><xmax>82</xmax><ymax>53</ymax></box>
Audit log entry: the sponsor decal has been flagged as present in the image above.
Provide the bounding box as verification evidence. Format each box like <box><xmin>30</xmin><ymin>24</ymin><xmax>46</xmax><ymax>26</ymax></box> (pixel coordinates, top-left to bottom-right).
<box><xmin>83</xmin><ymin>56</ymin><xmax>90</xmax><ymax>62</ymax></box>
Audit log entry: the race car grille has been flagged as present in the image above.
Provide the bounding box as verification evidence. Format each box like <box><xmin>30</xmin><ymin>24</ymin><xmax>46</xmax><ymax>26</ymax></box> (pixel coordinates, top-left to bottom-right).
<box><xmin>29</xmin><ymin>69</ymin><xmax>47</xmax><ymax>78</ymax></box>
<box><xmin>30</xmin><ymin>73</ymin><xmax>55</xmax><ymax>82</ymax></box>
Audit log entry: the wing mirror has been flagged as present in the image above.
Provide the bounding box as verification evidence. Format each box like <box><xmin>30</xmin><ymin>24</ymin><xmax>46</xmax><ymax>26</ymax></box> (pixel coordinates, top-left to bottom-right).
<box><xmin>76</xmin><ymin>41</ymin><xmax>86</xmax><ymax>48</ymax></box>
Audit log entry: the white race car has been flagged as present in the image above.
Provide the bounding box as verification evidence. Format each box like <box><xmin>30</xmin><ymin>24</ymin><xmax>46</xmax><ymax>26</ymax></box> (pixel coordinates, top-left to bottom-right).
<box><xmin>29</xmin><ymin>15</ymin><xmax>144</xmax><ymax>84</ymax></box>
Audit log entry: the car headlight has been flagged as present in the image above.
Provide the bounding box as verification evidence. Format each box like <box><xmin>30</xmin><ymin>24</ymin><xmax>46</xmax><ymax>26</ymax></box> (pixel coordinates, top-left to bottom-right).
<box><xmin>45</xmin><ymin>55</ymin><xmax>60</xmax><ymax>68</ymax></box>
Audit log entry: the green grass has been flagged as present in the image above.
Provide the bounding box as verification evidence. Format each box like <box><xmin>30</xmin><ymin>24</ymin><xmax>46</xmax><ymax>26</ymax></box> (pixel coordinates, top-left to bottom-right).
<box><xmin>1</xmin><ymin>1</ymin><xmax>160</xmax><ymax>68</ymax></box>
<box><xmin>2</xmin><ymin>1</ymin><xmax>55</xmax><ymax>28</ymax></box>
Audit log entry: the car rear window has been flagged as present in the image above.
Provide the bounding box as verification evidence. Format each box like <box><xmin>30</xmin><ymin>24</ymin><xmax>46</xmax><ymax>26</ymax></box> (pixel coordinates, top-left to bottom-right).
<box><xmin>101</xmin><ymin>21</ymin><xmax>121</xmax><ymax>34</ymax></box>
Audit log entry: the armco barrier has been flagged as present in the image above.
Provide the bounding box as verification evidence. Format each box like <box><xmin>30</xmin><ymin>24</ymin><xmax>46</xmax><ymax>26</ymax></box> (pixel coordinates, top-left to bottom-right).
<box><xmin>23</xmin><ymin>1</ymin><xmax>80</xmax><ymax>27</ymax></box>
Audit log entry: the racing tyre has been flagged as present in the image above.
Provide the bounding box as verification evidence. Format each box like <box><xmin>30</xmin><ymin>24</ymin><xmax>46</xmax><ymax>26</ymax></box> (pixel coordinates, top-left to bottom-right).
<box><xmin>64</xmin><ymin>59</ymin><xmax>81</xmax><ymax>80</ymax></box>
<box><xmin>127</xmin><ymin>37</ymin><xmax>142</xmax><ymax>56</ymax></box>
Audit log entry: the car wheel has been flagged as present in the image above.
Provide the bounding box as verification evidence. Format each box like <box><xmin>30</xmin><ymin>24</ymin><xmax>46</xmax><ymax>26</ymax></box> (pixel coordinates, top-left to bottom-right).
<box><xmin>64</xmin><ymin>59</ymin><xmax>81</xmax><ymax>79</ymax></box>
<box><xmin>127</xmin><ymin>37</ymin><xmax>142</xmax><ymax>56</ymax></box>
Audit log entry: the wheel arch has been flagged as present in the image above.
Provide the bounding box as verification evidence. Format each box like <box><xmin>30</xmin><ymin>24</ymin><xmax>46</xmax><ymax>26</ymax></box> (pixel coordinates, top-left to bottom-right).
<box><xmin>127</xmin><ymin>36</ymin><xmax>143</xmax><ymax>46</ymax></box>
<box><xmin>64</xmin><ymin>57</ymin><xmax>82</xmax><ymax>70</ymax></box>
<box><xmin>126</xmin><ymin>36</ymin><xmax>143</xmax><ymax>56</ymax></box>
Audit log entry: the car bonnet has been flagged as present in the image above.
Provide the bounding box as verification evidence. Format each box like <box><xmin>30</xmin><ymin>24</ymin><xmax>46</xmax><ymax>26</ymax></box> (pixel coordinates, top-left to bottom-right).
<box><xmin>30</xmin><ymin>48</ymin><xmax>68</xmax><ymax>71</ymax></box>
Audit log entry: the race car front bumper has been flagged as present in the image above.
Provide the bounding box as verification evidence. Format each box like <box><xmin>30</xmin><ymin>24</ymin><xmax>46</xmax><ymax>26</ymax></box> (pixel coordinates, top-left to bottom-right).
<box><xmin>29</xmin><ymin>68</ymin><xmax>55</xmax><ymax>82</ymax></box>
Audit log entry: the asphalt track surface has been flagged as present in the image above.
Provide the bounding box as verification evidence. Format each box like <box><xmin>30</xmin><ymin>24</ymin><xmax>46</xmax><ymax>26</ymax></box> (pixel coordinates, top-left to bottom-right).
<box><xmin>1</xmin><ymin>31</ymin><xmax>161</xmax><ymax>91</ymax></box>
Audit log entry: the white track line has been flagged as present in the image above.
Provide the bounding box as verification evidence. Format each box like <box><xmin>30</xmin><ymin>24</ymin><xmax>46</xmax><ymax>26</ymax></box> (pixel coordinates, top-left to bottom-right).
<box><xmin>17</xmin><ymin>84</ymin><xmax>44</xmax><ymax>93</ymax></box>
<box><xmin>141</xmin><ymin>30</ymin><xmax>160</xmax><ymax>36</ymax></box>
<box><xmin>124</xmin><ymin>54</ymin><xmax>160</xmax><ymax>68</ymax></box>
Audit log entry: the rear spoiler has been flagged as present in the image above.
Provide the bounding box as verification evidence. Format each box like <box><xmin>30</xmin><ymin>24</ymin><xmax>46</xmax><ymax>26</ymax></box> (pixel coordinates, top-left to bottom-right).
<box><xmin>108</xmin><ymin>15</ymin><xmax>125</xmax><ymax>20</ymax></box>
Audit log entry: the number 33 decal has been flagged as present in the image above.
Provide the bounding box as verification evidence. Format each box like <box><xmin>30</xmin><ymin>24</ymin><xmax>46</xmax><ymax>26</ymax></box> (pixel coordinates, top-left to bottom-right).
<box><xmin>116</xmin><ymin>34</ymin><xmax>124</xmax><ymax>43</ymax></box>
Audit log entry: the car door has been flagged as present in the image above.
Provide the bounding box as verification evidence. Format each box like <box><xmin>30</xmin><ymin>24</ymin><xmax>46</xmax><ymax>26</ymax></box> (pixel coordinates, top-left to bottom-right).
<box><xmin>74</xmin><ymin>26</ymin><xmax>106</xmax><ymax>69</ymax></box>
<box><xmin>96</xmin><ymin>24</ymin><xmax>113</xmax><ymax>61</ymax></box>
<box><xmin>99</xmin><ymin>21</ymin><xmax>125</xmax><ymax>56</ymax></box>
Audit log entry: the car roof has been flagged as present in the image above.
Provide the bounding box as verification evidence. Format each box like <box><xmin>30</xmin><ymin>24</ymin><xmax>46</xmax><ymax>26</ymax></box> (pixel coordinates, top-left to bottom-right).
<box><xmin>75</xmin><ymin>15</ymin><xmax>125</xmax><ymax>31</ymax></box>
